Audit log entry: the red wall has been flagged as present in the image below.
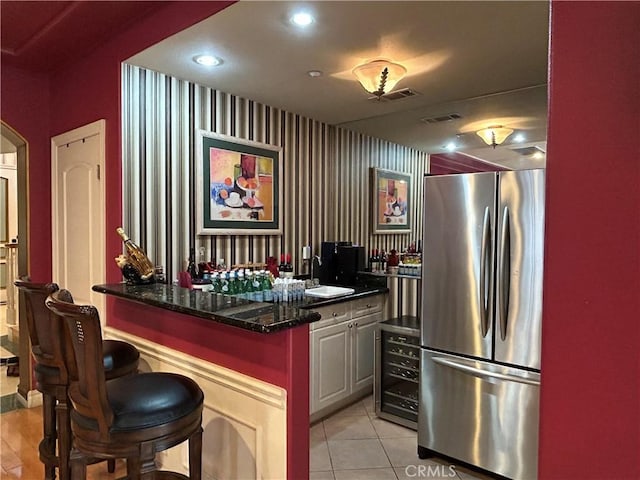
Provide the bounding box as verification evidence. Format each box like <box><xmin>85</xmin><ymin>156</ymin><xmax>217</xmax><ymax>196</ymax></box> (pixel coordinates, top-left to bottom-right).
<box><xmin>539</xmin><ymin>2</ymin><xmax>640</xmax><ymax>478</ymax></box>
<box><xmin>1</xmin><ymin>65</ymin><xmax>51</xmax><ymax>281</ymax></box>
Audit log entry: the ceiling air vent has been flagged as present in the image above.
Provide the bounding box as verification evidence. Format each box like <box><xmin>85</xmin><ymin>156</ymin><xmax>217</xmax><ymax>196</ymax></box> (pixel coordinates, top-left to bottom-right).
<box><xmin>369</xmin><ymin>88</ymin><xmax>420</xmax><ymax>102</ymax></box>
<box><xmin>511</xmin><ymin>146</ymin><xmax>545</xmax><ymax>156</ymax></box>
<box><xmin>420</xmin><ymin>113</ymin><xmax>462</xmax><ymax>124</ymax></box>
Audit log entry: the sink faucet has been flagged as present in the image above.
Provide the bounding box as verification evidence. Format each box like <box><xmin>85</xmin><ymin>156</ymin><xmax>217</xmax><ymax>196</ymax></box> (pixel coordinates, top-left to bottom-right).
<box><xmin>311</xmin><ymin>255</ymin><xmax>322</xmax><ymax>284</ymax></box>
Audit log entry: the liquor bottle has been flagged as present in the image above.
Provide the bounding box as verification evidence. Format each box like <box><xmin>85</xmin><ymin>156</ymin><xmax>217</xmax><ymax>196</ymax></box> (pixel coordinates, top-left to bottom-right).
<box><xmin>116</xmin><ymin>227</ymin><xmax>155</xmax><ymax>280</ymax></box>
<box><xmin>369</xmin><ymin>249</ymin><xmax>377</xmax><ymax>272</ymax></box>
<box><xmin>380</xmin><ymin>250</ymin><xmax>387</xmax><ymax>273</ymax></box>
<box><xmin>285</xmin><ymin>253</ymin><xmax>293</xmax><ymax>274</ymax></box>
<box><xmin>186</xmin><ymin>248</ymin><xmax>197</xmax><ymax>279</ymax></box>
<box><xmin>373</xmin><ymin>249</ymin><xmax>380</xmax><ymax>273</ymax></box>
<box><xmin>279</xmin><ymin>254</ymin><xmax>286</xmax><ymax>274</ymax></box>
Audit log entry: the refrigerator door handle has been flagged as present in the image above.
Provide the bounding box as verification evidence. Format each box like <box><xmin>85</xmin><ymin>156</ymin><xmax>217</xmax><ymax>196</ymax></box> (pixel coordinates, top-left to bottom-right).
<box><xmin>479</xmin><ymin>207</ymin><xmax>491</xmax><ymax>337</ymax></box>
<box><xmin>432</xmin><ymin>356</ymin><xmax>540</xmax><ymax>387</ymax></box>
<box><xmin>498</xmin><ymin>206</ymin><xmax>511</xmax><ymax>341</ymax></box>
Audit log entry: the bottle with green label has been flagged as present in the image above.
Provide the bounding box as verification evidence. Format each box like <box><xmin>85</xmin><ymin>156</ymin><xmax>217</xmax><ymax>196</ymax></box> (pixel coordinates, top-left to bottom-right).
<box><xmin>262</xmin><ymin>271</ymin><xmax>273</xmax><ymax>302</ymax></box>
<box><xmin>220</xmin><ymin>271</ymin><xmax>229</xmax><ymax>295</ymax></box>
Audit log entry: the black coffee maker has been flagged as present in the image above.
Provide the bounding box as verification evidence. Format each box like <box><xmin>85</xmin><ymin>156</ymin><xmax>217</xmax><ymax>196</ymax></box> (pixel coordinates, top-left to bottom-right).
<box><xmin>319</xmin><ymin>241</ymin><xmax>365</xmax><ymax>286</ymax></box>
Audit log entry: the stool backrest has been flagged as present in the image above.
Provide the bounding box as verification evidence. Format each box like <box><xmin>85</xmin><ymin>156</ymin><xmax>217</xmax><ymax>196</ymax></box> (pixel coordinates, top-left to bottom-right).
<box><xmin>46</xmin><ymin>289</ymin><xmax>114</xmax><ymax>436</ymax></box>
<box><xmin>14</xmin><ymin>277</ymin><xmax>70</xmax><ymax>380</ymax></box>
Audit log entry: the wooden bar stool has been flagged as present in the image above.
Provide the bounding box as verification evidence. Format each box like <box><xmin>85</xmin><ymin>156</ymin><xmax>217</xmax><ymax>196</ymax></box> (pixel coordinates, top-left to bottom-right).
<box><xmin>15</xmin><ymin>278</ymin><xmax>140</xmax><ymax>480</ymax></box>
<box><xmin>46</xmin><ymin>289</ymin><xmax>203</xmax><ymax>480</ymax></box>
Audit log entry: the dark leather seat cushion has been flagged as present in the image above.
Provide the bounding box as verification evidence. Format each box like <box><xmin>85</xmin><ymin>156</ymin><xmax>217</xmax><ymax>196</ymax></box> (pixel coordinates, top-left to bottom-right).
<box><xmin>71</xmin><ymin>373</ymin><xmax>203</xmax><ymax>433</ymax></box>
<box><xmin>102</xmin><ymin>340</ymin><xmax>140</xmax><ymax>378</ymax></box>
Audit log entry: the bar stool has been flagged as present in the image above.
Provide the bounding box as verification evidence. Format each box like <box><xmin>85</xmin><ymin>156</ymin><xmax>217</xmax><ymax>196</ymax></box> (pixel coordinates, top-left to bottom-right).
<box><xmin>46</xmin><ymin>289</ymin><xmax>203</xmax><ymax>480</ymax></box>
<box><xmin>15</xmin><ymin>278</ymin><xmax>140</xmax><ymax>480</ymax></box>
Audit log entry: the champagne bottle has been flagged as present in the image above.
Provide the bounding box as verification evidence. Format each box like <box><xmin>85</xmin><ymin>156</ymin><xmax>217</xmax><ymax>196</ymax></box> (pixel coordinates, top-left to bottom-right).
<box><xmin>116</xmin><ymin>227</ymin><xmax>154</xmax><ymax>280</ymax></box>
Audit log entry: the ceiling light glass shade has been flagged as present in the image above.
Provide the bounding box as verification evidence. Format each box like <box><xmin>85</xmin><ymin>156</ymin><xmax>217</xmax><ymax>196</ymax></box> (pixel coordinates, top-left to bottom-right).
<box><xmin>476</xmin><ymin>126</ymin><xmax>514</xmax><ymax>147</ymax></box>
<box><xmin>352</xmin><ymin>59</ymin><xmax>407</xmax><ymax>96</ymax></box>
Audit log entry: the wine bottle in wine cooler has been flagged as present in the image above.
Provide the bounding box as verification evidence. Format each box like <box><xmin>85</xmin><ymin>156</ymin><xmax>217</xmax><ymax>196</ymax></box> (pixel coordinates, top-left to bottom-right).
<box><xmin>116</xmin><ymin>227</ymin><xmax>155</xmax><ymax>280</ymax></box>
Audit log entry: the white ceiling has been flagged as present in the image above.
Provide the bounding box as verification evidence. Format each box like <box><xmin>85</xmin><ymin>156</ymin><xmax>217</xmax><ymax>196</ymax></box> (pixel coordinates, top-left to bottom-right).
<box><xmin>127</xmin><ymin>1</ymin><xmax>550</xmax><ymax>169</ymax></box>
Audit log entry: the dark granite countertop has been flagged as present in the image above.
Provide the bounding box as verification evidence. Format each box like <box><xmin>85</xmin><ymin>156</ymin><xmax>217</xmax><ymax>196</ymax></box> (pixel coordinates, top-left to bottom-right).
<box><xmin>93</xmin><ymin>282</ymin><xmax>387</xmax><ymax>334</ymax></box>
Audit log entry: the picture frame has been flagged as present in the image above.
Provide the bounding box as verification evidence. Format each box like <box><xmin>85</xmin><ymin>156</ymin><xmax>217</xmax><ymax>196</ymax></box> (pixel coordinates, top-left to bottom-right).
<box><xmin>196</xmin><ymin>130</ymin><xmax>283</xmax><ymax>235</ymax></box>
<box><xmin>371</xmin><ymin>168</ymin><xmax>411</xmax><ymax>234</ymax></box>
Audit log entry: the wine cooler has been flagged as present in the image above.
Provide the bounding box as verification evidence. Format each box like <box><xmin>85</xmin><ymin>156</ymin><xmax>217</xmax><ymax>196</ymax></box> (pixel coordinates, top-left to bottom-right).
<box><xmin>374</xmin><ymin>316</ymin><xmax>420</xmax><ymax>430</ymax></box>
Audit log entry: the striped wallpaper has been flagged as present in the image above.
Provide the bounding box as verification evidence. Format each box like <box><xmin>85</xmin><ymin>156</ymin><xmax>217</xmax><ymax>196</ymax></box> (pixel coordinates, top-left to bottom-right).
<box><xmin>121</xmin><ymin>64</ymin><xmax>428</xmax><ymax>285</ymax></box>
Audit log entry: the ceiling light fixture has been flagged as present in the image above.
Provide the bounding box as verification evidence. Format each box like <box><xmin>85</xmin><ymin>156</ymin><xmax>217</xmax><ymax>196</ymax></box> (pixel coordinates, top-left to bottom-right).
<box><xmin>476</xmin><ymin>126</ymin><xmax>514</xmax><ymax>148</ymax></box>
<box><xmin>193</xmin><ymin>55</ymin><xmax>221</xmax><ymax>67</ymax></box>
<box><xmin>291</xmin><ymin>12</ymin><xmax>314</xmax><ymax>26</ymax></box>
<box><xmin>352</xmin><ymin>59</ymin><xmax>407</xmax><ymax>99</ymax></box>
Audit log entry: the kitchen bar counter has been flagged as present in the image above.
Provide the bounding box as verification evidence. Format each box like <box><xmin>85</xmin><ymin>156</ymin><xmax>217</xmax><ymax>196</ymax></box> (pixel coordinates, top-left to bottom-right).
<box><xmin>93</xmin><ymin>282</ymin><xmax>387</xmax><ymax>333</ymax></box>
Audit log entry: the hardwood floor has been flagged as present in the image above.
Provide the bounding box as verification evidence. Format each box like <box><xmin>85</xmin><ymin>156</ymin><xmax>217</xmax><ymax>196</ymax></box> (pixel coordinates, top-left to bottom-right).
<box><xmin>1</xmin><ymin>405</ymin><xmax>127</xmax><ymax>479</ymax></box>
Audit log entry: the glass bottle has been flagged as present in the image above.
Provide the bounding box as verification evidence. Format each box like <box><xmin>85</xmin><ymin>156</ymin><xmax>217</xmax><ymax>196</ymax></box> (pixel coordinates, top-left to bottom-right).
<box><xmin>262</xmin><ymin>271</ymin><xmax>273</xmax><ymax>302</ymax></box>
<box><xmin>116</xmin><ymin>227</ymin><xmax>155</xmax><ymax>280</ymax></box>
<box><xmin>253</xmin><ymin>271</ymin><xmax>265</xmax><ymax>302</ymax></box>
<box><xmin>186</xmin><ymin>248</ymin><xmax>197</xmax><ymax>279</ymax></box>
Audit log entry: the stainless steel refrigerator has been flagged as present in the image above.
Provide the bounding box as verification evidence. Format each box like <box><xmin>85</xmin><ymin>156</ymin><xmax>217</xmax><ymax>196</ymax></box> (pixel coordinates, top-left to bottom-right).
<box><xmin>418</xmin><ymin>169</ymin><xmax>545</xmax><ymax>479</ymax></box>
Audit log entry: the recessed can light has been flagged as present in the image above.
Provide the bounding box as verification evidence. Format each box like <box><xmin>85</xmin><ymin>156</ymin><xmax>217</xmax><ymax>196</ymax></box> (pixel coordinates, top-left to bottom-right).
<box><xmin>193</xmin><ymin>55</ymin><xmax>221</xmax><ymax>67</ymax></box>
<box><xmin>291</xmin><ymin>12</ymin><xmax>314</xmax><ymax>26</ymax></box>
<box><xmin>308</xmin><ymin>70</ymin><xmax>323</xmax><ymax>77</ymax></box>
<box><xmin>445</xmin><ymin>142</ymin><xmax>457</xmax><ymax>151</ymax></box>
<box><xmin>514</xmin><ymin>133</ymin><xmax>526</xmax><ymax>143</ymax></box>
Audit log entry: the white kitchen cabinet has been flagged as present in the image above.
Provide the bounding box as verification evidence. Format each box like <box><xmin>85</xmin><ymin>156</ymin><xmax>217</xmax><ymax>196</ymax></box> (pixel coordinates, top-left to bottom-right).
<box><xmin>311</xmin><ymin>322</ymin><xmax>350</xmax><ymax>413</ymax></box>
<box><xmin>352</xmin><ymin>312</ymin><xmax>378</xmax><ymax>390</ymax></box>
<box><xmin>310</xmin><ymin>294</ymin><xmax>384</xmax><ymax>419</ymax></box>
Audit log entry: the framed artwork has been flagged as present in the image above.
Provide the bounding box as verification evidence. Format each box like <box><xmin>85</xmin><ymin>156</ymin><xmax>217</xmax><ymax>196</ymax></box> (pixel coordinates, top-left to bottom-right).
<box><xmin>196</xmin><ymin>130</ymin><xmax>283</xmax><ymax>235</ymax></box>
<box><xmin>371</xmin><ymin>168</ymin><xmax>411</xmax><ymax>234</ymax></box>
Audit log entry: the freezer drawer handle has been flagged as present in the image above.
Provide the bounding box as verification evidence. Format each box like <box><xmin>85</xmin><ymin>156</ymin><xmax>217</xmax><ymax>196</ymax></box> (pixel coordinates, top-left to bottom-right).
<box><xmin>432</xmin><ymin>356</ymin><xmax>540</xmax><ymax>387</ymax></box>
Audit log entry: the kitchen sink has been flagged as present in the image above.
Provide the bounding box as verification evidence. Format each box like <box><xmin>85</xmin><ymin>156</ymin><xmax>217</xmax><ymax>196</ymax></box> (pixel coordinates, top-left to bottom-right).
<box><xmin>304</xmin><ymin>285</ymin><xmax>355</xmax><ymax>299</ymax></box>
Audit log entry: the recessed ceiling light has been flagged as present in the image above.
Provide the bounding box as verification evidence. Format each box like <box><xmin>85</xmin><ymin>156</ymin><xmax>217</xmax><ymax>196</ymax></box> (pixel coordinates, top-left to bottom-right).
<box><xmin>308</xmin><ymin>70</ymin><xmax>323</xmax><ymax>77</ymax></box>
<box><xmin>291</xmin><ymin>11</ymin><xmax>314</xmax><ymax>27</ymax></box>
<box><xmin>445</xmin><ymin>142</ymin><xmax>457</xmax><ymax>152</ymax></box>
<box><xmin>513</xmin><ymin>133</ymin><xmax>526</xmax><ymax>143</ymax></box>
<box><xmin>193</xmin><ymin>55</ymin><xmax>221</xmax><ymax>67</ymax></box>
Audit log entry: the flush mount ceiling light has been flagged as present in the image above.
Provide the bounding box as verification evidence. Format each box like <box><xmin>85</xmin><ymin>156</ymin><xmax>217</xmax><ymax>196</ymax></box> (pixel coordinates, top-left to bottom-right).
<box><xmin>291</xmin><ymin>11</ymin><xmax>314</xmax><ymax>26</ymax></box>
<box><xmin>352</xmin><ymin>59</ymin><xmax>407</xmax><ymax>99</ymax></box>
<box><xmin>193</xmin><ymin>55</ymin><xmax>221</xmax><ymax>67</ymax></box>
<box><xmin>476</xmin><ymin>126</ymin><xmax>514</xmax><ymax>148</ymax></box>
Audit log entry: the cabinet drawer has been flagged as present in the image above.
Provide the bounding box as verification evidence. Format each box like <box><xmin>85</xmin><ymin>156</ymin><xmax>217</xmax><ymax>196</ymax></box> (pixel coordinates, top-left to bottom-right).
<box><xmin>351</xmin><ymin>295</ymin><xmax>383</xmax><ymax>318</ymax></box>
<box><xmin>309</xmin><ymin>303</ymin><xmax>351</xmax><ymax>330</ymax></box>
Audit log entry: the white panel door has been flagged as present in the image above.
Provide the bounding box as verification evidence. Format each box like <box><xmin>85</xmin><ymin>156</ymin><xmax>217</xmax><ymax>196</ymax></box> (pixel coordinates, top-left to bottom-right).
<box><xmin>52</xmin><ymin>120</ymin><xmax>105</xmax><ymax>322</ymax></box>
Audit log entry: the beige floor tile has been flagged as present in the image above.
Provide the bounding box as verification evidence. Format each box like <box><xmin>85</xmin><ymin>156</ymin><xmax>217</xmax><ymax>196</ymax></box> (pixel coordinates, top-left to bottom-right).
<box><xmin>331</xmin><ymin>400</ymin><xmax>368</xmax><ymax>417</ymax></box>
<box><xmin>380</xmin><ymin>437</ymin><xmax>436</xmax><ymax>467</ymax></box>
<box><xmin>370</xmin><ymin>416</ymin><xmax>416</xmax><ymax>439</ymax></box>
<box><xmin>323</xmin><ymin>414</ymin><xmax>377</xmax><ymax>441</ymax></box>
<box><xmin>327</xmin><ymin>439</ymin><xmax>391</xmax><ymax>470</ymax></box>
<box><xmin>362</xmin><ymin>395</ymin><xmax>375</xmax><ymax>416</ymax></box>
<box><xmin>311</xmin><ymin>421</ymin><xmax>326</xmax><ymax>446</ymax></box>
<box><xmin>310</xmin><ymin>440</ymin><xmax>333</xmax><ymax>472</ymax></box>
<box><xmin>333</xmin><ymin>467</ymin><xmax>397</xmax><ymax>480</ymax></box>
<box><xmin>310</xmin><ymin>471</ymin><xmax>336</xmax><ymax>480</ymax></box>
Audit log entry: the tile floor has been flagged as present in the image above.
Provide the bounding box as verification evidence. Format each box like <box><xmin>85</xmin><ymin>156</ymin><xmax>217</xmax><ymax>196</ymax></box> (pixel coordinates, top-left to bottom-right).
<box><xmin>311</xmin><ymin>396</ymin><xmax>492</xmax><ymax>480</ymax></box>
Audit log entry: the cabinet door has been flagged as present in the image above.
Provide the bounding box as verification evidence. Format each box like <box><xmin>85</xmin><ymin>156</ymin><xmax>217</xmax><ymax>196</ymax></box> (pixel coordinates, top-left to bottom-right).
<box><xmin>310</xmin><ymin>322</ymin><xmax>350</xmax><ymax>414</ymax></box>
<box><xmin>352</xmin><ymin>313</ymin><xmax>379</xmax><ymax>391</ymax></box>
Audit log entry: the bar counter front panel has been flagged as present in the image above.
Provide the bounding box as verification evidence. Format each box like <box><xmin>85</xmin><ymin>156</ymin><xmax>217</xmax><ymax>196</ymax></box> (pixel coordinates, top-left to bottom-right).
<box><xmin>95</xmin><ymin>282</ymin><xmax>387</xmax><ymax>480</ymax></box>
